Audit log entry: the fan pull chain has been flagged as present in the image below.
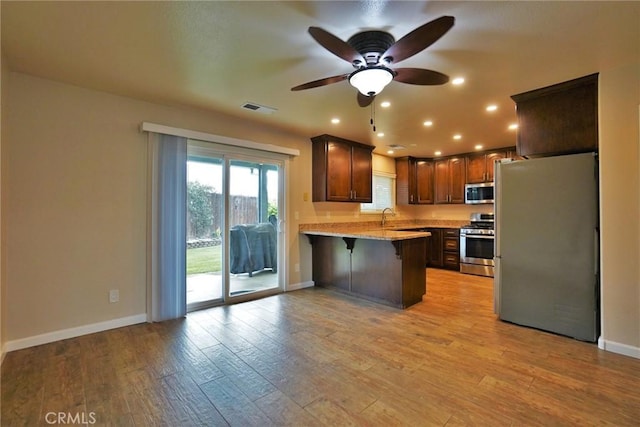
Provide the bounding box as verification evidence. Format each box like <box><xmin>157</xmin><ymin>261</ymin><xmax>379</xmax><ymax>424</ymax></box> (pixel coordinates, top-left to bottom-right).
<box><xmin>370</xmin><ymin>102</ymin><xmax>376</xmax><ymax>132</ymax></box>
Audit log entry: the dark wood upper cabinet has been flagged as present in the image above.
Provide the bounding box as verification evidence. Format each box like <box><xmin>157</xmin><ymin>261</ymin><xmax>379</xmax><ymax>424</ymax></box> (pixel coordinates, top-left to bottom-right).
<box><xmin>466</xmin><ymin>150</ymin><xmax>508</xmax><ymax>183</ymax></box>
<box><xmin>396</xmin><ymin>157</ymin><xmax>433</xmax><ymax>205</ymax></box>
<box><xmin>350</xmin><ymin>144</ymin><xmax>374</xmax><ymax>202</ymax></box>
<box><xmin>399</xmin><ymin>147</ymin><xmax>515</xmax><ymax>204</ymax></box>
<box><xmin>416</xmin><ymin>159</ymin><xmax>434</xmax><ymax>204</ymax></box>
<box><xmin>511</xmin><ymin>73</ymin><xmax>598</xmax><ymax>158</ymax></box>
<box><xmin>311</xmin><ymin>134</ymin><xmax>374</xmax><ymax>203</ymax></box>
<box><xmin>434</xmin><ymin>157</ymin><xmax>465</xmax><ymax>204</ymax></box>
<box><xmin>396</xmin><ymin>157</ymin><xmax>416</xmax><ymax>205</ymax></box>
<box><xmin>434</xmin><ymin>159</ymin><xmax>449</xmax><ymax>204</ymax></box>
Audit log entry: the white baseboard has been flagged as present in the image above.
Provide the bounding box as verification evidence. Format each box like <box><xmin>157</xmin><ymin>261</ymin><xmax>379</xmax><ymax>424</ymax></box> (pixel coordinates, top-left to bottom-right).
<box><xmin>3</xmin><ymin>313</ymin><xmax>147</xmax><ymax>353</ymax></box>
<box><xmin>286</xmin><ymin>281</ymin><xmax>314</xmax><ymax>292</ymax></box>
<box><xmin>598</xmin><ymin>336</ymin><xmax>640</xmax><ymax>359</ymax></box>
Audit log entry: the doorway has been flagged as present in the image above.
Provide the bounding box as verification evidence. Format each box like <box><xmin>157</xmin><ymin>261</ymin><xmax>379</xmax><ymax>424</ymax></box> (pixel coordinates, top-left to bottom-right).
<box><xmin>186</xmin><ymin>140</ymin><xmax>284</xmax><ymax>310</ymax></box>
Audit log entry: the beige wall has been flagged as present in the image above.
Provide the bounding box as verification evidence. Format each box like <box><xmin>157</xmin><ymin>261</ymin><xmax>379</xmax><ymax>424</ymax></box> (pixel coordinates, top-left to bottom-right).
<box><xmin>599</xmin><ymin>61</ymin><xmax>640</xmax><ymax>349</ymax></box>
<box><xmin>3</xmin><ymin>72</ymin><xmax>313</xmax><ymax>342</ymax></box>
<box><xmin>3</xmin><ymin>64</ymin><xmax>640</xmax><ymax>356</ymax></box>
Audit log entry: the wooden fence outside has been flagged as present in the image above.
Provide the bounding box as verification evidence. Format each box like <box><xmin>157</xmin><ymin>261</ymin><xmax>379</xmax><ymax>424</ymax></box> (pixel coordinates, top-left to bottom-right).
<box><xmin>187</xmin><ymin>193</ymin><xmax>258</xmax><ymax>240</ymax></box>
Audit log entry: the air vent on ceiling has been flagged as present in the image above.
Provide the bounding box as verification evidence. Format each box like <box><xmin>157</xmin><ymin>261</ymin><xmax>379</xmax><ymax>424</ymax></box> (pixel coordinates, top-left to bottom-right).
<box><xmin>241</xmin><ymin>102</ymin><xmax>277</xmax><ymax>115</ymax></box>
<box><xmin>387</xmin><ymin>144</ymin><xmax>406</xmax><ymax>150</ymax></box>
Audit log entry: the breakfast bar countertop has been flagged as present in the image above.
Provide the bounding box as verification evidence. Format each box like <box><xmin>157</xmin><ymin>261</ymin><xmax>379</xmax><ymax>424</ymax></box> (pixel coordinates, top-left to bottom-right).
<box><xmin>300</xmin><ymin>220</ymin><xmax>434</xmax><ymax>308</ymax></box>
<box><xmin>299</xmin><ymin>219</ymin><xmax>466</xmax><ymax>241</ymax></box>
<box><xmin>299</xmin><ymin>227</ymin><xmax>430</xmax><ymax>241</ymax></box>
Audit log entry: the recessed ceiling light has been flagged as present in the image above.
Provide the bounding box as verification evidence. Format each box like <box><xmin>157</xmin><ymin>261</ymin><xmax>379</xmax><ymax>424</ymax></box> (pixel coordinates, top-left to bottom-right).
<box><xmin>387</xmin><ymin>150</ymin><xmax>394</xmax><ymax>154</ymax></box>
<box><xmin>453</xmin><ymin>134</ymin><xmax>462</xmax><ymax>140</ymax></box>
<box><xmin>380</xmin><ymin>101</ymin><xmax>391</xmax><ymax>108</ymax></box>
<box><xmin>486</xmin><ymin>105</ymin><xmax>498</xmax><ymax>112</ymax></box>
<box><xmin>377</xmin><ymin>132</ymin><xmax>385</xmax><ymax>137</ymax></box>
<box><xmin>508</xmin><ymin>123</ymin><xmax>518</xmax><ymax>130</ymax></box>
<box><xmin>475</xmin><ymin>144</ymin><xmax>483</xmax><ymax>150</ymax></box>
<box><xmin>434</xmin><ymin>151</ymin><xmax>442</xmax><ymax>156</ymax></box>
<box><xmin>331</xmin><ymin>118</ymin><xmax>340</xmax><ymax>124</ymax></box>
<box><xmin>423</xmin><ymin>120</ymin><xmax>433</xmax><ymax>127</ymax></box>
<box><xmin>452</xmin><ymin>77</ymin><xmax>465</xmax><ymax>85</ymax></box>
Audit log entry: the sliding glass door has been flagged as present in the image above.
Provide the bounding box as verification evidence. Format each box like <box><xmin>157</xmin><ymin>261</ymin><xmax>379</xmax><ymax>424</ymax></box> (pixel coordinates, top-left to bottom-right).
<box><xmin>186</xmin><ymin>157</ymin><xmax>224</xmax><ymax>305</ymax></box>
<box><xmin>228</xmin><ymin>160</ymin><xmax>280</xmax><ymax>296</ymax></box>
<box><xmin>186</xmin><ymin>141</ymin><xmax>283</xmax><ymax>310</ymax></box>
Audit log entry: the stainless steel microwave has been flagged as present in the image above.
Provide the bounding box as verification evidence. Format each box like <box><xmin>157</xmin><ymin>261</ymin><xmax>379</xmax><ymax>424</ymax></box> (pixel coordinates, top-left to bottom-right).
<box><xmin>465</xmin><ymin>182</ymin><xmax>494</xmax><ymax>204</ymax></box>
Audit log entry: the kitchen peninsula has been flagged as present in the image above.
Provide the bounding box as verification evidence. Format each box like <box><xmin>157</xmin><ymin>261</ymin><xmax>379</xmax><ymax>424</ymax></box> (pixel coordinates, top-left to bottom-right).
<box><xmin>300</xmin><ymin>223</ymin><xmax>431</xmax><ymax>308</ymax></box>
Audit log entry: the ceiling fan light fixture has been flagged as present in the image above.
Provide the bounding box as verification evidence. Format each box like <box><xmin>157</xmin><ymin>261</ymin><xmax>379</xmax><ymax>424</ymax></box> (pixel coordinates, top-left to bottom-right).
<box><xmin>349</xmin><ymin>68</ymin><xmax>394</xmax><ymax>96</ymax></box>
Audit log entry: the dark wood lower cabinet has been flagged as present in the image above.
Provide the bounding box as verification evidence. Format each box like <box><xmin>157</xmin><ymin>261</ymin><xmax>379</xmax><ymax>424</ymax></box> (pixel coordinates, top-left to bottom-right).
<box><xmin>309</xmin><ymin>235</ymin><xmax>427</xmax><ymax>309</ymax></box>
<box><xmin>426</xmin><ymin>228</ymin><xmax>460</xmax><ymax>271</ymax></box>
<box><xmin>443</xmin><ymin>228</ymin><xmax>460</xmax><ymax>270</ymax></box>
<box><xmin>426</xmin><ymin>228</ymin><xmax>443</xmax><ymax>267</ymax></box>
<box><xmin>310</xmin><ymin>236</ymin><xmax>351</xmax><ymax>290</ymax></box>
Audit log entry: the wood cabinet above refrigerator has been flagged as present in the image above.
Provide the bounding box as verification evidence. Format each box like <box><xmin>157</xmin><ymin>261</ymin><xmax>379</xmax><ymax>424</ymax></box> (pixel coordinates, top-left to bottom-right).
<box><xmin>511</xmin><ymin>73</ymin><xmax>598</xmax><ymax>158</ymax></box>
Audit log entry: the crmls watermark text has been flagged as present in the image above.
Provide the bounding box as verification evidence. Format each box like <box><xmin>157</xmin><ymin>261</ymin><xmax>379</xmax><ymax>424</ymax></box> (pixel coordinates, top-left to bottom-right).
<box><xmin>44</xmin><ymin>412</ymin><xmax>97</xmax><ymax>425</ymax></box>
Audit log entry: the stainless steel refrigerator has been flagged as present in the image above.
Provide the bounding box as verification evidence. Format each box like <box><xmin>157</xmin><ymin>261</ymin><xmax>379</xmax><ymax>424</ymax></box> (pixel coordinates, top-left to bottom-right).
<box><xmin>494</xmin><ymin>152</ymin><xmax>599</xmax><ymax>342</ymax></box>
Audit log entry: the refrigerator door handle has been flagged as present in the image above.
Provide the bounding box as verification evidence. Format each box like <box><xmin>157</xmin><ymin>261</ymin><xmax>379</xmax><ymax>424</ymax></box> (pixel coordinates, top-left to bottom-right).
<box><xmin>594</xmin><ymin>227</ymin><xmax>600</xmax><ymax>276</ymax></box>
<box><xmin>493</xmin><ymin>255</ymin><xmax>501</xmax><ymax>315</ymax></box>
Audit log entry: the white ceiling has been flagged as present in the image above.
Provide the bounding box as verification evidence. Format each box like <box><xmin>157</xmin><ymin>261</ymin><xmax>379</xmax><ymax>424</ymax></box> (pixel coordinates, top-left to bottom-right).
<box><xmin>2</xmin><ymin>1</ymin><xmax>638</xmax><ymax>158</ymax></box>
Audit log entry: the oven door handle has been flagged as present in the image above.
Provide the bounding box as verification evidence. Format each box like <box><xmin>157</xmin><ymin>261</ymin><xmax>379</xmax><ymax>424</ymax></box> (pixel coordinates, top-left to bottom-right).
<box><xmin>461</xmin><ymin>234</ymin><xmax>494</xmax><ymax>239</ymax></box>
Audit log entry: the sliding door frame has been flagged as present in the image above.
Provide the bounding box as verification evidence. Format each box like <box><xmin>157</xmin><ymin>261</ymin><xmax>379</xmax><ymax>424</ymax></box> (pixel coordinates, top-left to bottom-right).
<box><xmin>187</xmin><ymin>139</ymin><xmax>288</xmax><ymax>308</ymax></box>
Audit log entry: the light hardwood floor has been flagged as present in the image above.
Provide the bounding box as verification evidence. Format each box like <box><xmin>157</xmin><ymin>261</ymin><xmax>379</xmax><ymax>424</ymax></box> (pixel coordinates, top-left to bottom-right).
<box><xmin>2</xmin><ymin>269</ymin><xmax>640</xmax><ymax>426</ymax></box>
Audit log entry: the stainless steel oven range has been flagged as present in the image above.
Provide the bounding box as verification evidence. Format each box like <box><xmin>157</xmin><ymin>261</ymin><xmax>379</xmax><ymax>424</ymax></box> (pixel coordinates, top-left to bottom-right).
<box><xmin>460</xmin><ymin>212</ymin><xmax>494</xmax><ymax>277</ymax></box>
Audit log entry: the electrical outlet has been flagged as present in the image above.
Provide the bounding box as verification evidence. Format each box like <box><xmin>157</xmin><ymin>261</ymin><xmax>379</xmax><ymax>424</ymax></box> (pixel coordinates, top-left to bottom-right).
<box><xmin>294</xmin><ymin>263</ymin><xmax>300</xmax><ymax>272</ymax></box>
<box><xmin>109</xmin><ymin>289</ymin><xmax>119</xmax><ymax>303</ymax></box>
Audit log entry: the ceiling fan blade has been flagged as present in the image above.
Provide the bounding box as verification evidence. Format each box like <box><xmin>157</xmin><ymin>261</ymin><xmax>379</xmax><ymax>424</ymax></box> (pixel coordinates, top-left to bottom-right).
<box><xmin>357</xmin><ymin>92</ymin><xmax>375</xmax><ymax>108</ymax></box>
<box><xmin>308</xmin><ymin>27</ymin><xmax>365</xmax><ymax>65</ymax></box>
<box><xmin>291</xmin><ymin>74</ymin><xmax>349</xmax><ymax>91</ymax></box>
<box><xmin>393</xmin><ymin>68</ymin><xmax>449</xmax><ymax>85</ymax></box>
<box><xmin>382</xmin><ymin>16</ymin><xmax>454</xmax><ymax>64</ymax></box>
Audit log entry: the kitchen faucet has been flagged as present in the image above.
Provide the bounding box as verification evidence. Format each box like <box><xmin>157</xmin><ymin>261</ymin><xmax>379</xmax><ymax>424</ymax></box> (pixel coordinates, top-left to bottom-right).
<box><xmin>381</xmin><ymin>207</ymin><xmax>394</xmax><ymax>228</ymax></box>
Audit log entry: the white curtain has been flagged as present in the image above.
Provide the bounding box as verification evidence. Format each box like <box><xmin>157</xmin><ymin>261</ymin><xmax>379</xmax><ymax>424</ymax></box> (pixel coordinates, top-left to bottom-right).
<box><xmin>147</xmin><ymin>133</ymin><xmax>187</xmax><ymax>321</ymax></box>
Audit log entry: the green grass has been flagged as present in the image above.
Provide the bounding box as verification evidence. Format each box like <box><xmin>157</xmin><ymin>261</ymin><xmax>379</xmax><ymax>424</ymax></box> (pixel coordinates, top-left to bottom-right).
<box><xmin>187</xmin><ymin>246</ymin><xmax>222</xmax><ymax>275</ymax></box>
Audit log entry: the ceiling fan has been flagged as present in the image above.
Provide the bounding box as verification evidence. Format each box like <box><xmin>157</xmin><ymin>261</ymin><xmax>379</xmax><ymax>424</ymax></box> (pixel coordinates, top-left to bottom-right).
<box><xmin>291</xmin><ymin>16</ymin><xmax>455</xmax><ymax>107</ymax></box>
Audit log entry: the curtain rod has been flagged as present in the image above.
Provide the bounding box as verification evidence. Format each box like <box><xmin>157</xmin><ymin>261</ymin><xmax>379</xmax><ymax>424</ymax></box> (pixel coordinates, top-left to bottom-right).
<box><xmin>141</xmin><ymin>122</ymin><xmax>300</xmax><ymax>157</ymax></box>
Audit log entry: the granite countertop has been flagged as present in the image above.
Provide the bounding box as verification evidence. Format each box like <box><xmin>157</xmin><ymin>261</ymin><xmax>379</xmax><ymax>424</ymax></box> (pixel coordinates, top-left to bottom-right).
<box><xmin>299</xmin><ymin>227</ymin><xmax>431</xmax><ymax>241</ymax></box>
<box><xmin>299</xmin><ymin>219</ymin><xmax>466</xmax><ymax>242</ymax></box>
